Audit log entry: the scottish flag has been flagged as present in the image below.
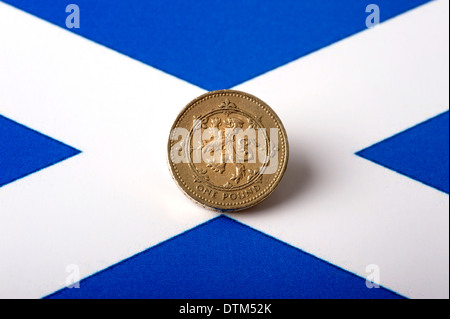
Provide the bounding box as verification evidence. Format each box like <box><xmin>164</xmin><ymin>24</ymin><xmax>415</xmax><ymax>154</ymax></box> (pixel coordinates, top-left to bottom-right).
<box><xmin>0</xmin><ymin>0</ymin><xmax>448</xmax><ymax>299</ymax></box>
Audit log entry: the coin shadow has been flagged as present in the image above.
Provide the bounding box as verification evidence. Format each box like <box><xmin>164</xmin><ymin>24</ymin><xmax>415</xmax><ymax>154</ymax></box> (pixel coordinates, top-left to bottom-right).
<box><xmin>240</xmin><ymin>148</ymin><xmax>313</xmax><ymax>214</ymax></box>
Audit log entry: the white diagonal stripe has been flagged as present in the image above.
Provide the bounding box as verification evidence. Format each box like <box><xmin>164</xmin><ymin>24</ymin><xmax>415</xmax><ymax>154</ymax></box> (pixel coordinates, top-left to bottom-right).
<box><xmin>232</xmin><ymin>0</ymin><xmax>449</xmax><ymax>299</ymax></box>
<box><xmin>0</xmin><ymin>2</ymin><xmax>215</xmax><ymax>298</ymax></box>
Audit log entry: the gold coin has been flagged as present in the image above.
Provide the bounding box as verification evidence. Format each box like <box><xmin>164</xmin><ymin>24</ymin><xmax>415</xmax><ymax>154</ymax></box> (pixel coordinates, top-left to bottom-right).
<box><xmin>167</xmin><ymin>89</ymin><xmax>289</xmax><ymax>212</ymax></box>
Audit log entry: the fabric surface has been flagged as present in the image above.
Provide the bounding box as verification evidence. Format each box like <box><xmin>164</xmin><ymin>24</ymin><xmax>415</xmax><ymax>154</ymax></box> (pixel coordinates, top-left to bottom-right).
<box><xmin>0</xmin><ymin>0</ymin><xmax>448</xmax><ymax>299</ymax></box>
